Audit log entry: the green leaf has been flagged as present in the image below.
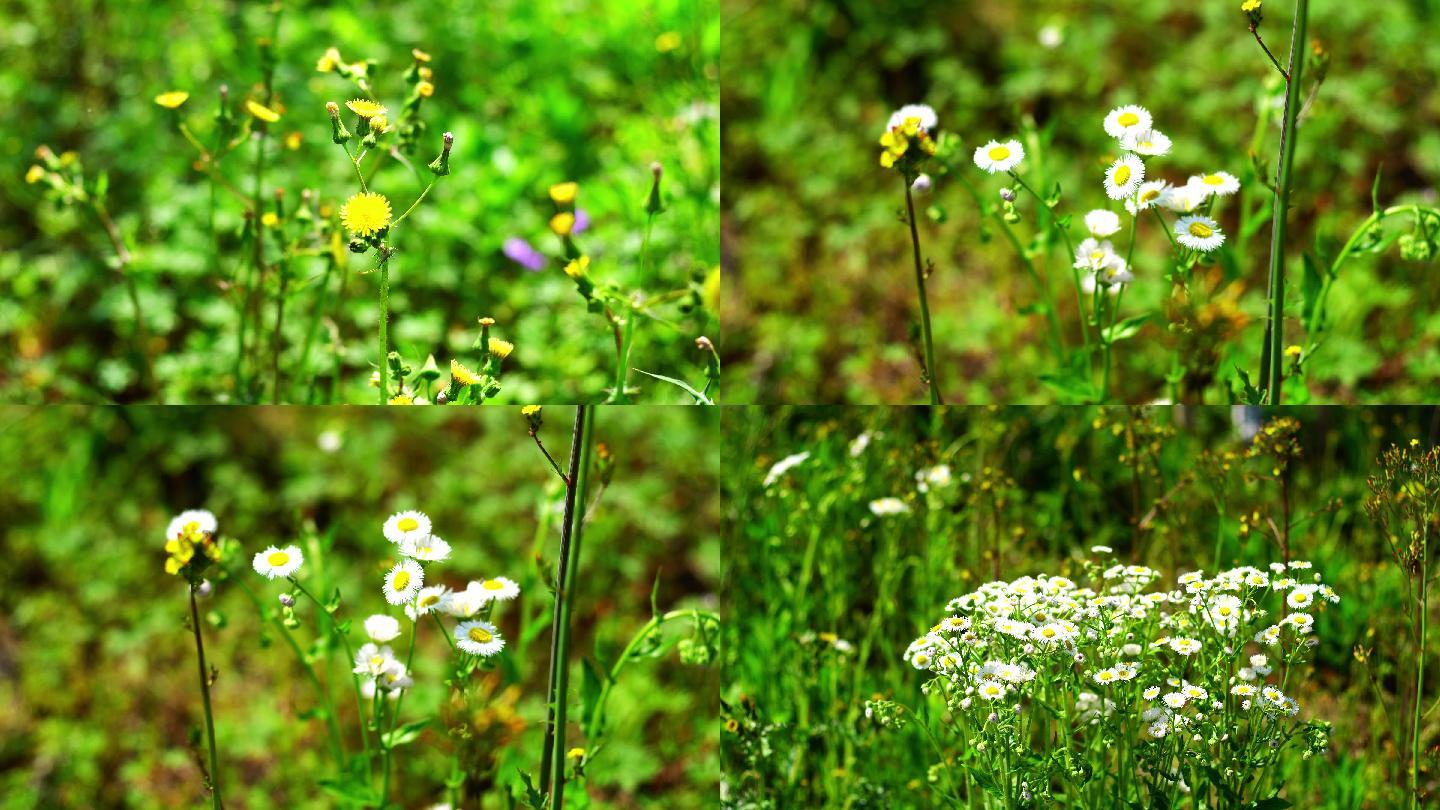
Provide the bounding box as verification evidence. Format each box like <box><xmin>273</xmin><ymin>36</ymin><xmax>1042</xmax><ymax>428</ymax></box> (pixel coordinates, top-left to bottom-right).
<box><xmin>517</xmin><ymin>769</ymin><xmax>548</xmax><ymax>809</ymax></box>
<box><xmin>1371</xmin><ymin>163</ymin><xmax>1383</xmax><ymax>214</ymax></box>
<box><xmin>1247</xmin><ymin>798</ymin><xmax>1292</xmax><ymax>810</ymax></box>
<box><xmin>1101</xmin><ymin>313</ymin><xmax>1150</xmax><ymax>344</ymax></box>
<box><xmin>380</xmin><ymin>716</ymin><xmax>433</xmax><ymax>749</ymax></box>
<box><xmin>632</xmin><ymin>369</ymin><xmax>712</xmax><ymax>405</ymax></box>
<box><xmin>581</xmin><ymin>656</ymin><xmax>607</xmax><ymax>736</ymax></box>
<box><xmin>1233</xmin><ymin>366</ymin><xmax>1263</xmax><ymax>405</ymax></box>
<box><xmin>1038</xmin><ymin>372</ymin><xmax>1099</xmax><ymax>404</ymax></box>
<box><xmin>965</xmin><ymin>766</ymin><xmax>1002</xmax><ymax>798</ymax></box>
<box><xmin>317</xmin><ymin>777</ymin><xmax>381</xmax><ymax>805</ymax></box>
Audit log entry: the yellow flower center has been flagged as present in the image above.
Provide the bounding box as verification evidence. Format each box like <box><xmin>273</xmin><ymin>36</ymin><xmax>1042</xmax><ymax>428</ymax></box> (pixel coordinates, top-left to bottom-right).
<box><xmin>393</xmin><ymin>571</ymin><xmax>411</xmax><ymax>591</ymax></box>
<box><xmin>398</xmin><ymin>517</ymin><xmax>419</xmax><ymax>532</ymax></box>
<box><xmin>1141</xmin><ymin>188</ymin><xmax>1161</xmax><ymax>202</ymax></box>
<box><xmin>1188</xmin><ymin>221</ymin><xmax>1214</xmax><ymax>238</ymax></box>
<box><xmin>1203</xmin><ymin>174</ymin><xmax>1225</xmax><ymax>186</ymax></box>
<box><xmin>1113</xmin><ymin>165</ymin><xmax>1132</xmax><ymax>186</ymax></box>
<box><xmin>420</xmin><ymin>594</ymin><xmax>441</xmax><ymax>607</ymax></box>
<box><xmin>483</xmin><ymin>579</ymin><xmax>506</xmax><ymax>590</ymax></box>
<box><xmin>1118</xmin><ymin>112</ymin><xmax>1140</xmax><ymax>127</ymax></box>
<box><xmin>267</xmin><ymin>551</ymin><xmax>289</xmax><ymax>566</ymax></box>
<box><xmin>370</xmin><ymin>655</ymin><xmax>385</xmax><ymax>668</ymax></box>
<box><xmin>987</xmin><ymin>145</ymin><xmax>1011</xmax><ymax>161</ymax></box>
<box><xmin>1090</xmin><ymin>250</ymin><xmax>1106</xmax><ymax>262</ymax></box>
<box><xmin>468</xmin><ymin>627</ymin><xmax>493</xmax><ymax>643</ymax></box>
<box><xmin>346</xmin><ymin>98</ymin><xmax>388</xmax><ymax>118</ymax></box>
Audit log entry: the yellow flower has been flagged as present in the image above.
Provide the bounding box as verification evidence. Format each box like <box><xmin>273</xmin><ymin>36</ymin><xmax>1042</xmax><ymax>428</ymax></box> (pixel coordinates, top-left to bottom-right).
<box><xmin>566</xmin><ymin>747</ymin><xmax>586</xmax><ymax>760</ymax></box>
<box><xmin>246</xmin><ymin>99</ymin><xmax>281</xmax><ymax>123</ymax></box>
<box><xmin>166</xmin><ymin>556</ymin><xmax>185</xmax><ymax>575</ymax></box>
<box><xmin>25</xmin><ymin>165</ymin><xmax>45</xmax><ymax>184</ymax></box>
<box><xmin>563</xmin><ymin>256</ymin><xmax>590</xmax><ymax>278</ymax></box>
<box><xmin>261</xmin><ymin>211</ymin><xmax>280</xmax><ymax>228</ymax></box>
<box><xmin>1284</xmin><ymin>344</ymin><xmax>1302</xmax><ymax>359</ymax></box>
<box><xmin>284</xmin><ymin>131</ymin><xmax>303</xmax><ymax>150</ymax></box>
<box><xmin>370</xmin><ymin>115</ymin><xmax>390</xmax><ymax>133</ymax></box>
<box><xmin>550</xmin><ymin>212</ymin><xmax>575</xmax><ymax>236</ymax></box>
<box><xmin>416</xmin><ymin>81</ymin><xmax>435</xmax><ymax>98</ymax></box>
<box><xmin>1242</xmin><ymin>0</ymin><xmax>1262</xmax><ymax>11</ymax></box>
<box><xmin>346</xmin><ymin>98</ymin><xmax>388</xmax><ymax>118</ymax></box>
<box><xmin>451</xmin><ymin>358</ymin><xmax>480</xmax><ymax>386</ymax></box>
<box><xmin>316</xmin><ymin>47</ymin><xmax>343</xmax><ymax>72</ymax></box>
<box><xmin>521</xmin><ymin>405</ymin><xmax>542</xmax><ymax>416</ymax></box>
<box><xmin>655</xmin><ymin>31</ymin><xmax>682</xmax><ymax>52</ymax></box>
<box><xmin>488</xmin><ymin>338</ymin><xmax>514</xmax><ymax>359</ymax></box>
<box><xmin>388</xmin><ymin>394</ymin><xmax>414</xmax><ymax>405</ymax></box>
<box><xmin>155</xmin><ymin>91</ymin><xmax>190</xmax><ymax>109</ymax></box>
<box><xmin>340</xmin><ymin>192</ymin><xmax>392</xmax><ymax>237</ymax></box>
<box><xmin>549</xmin><ymin>182</ymin><xmax>578</xmax><ymax>205</ymax></box>
<box><xmin>412</xmin><ymin>48</ymin><xmax>432</xmax><ymax>63</ymax></box>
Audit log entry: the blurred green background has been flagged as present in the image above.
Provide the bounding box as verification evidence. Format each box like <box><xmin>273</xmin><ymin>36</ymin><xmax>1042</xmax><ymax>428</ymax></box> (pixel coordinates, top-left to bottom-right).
<box><xmin>721</xmin><ymin>0</ymin><xmax>1440</xmax><ymax>404</ymax></box>
<box><xmin>0</xmin><ymin>0</ymin><xmax>719</xmax><ymax>404</ymax></box>
<box><xmin>722</xmin><ymin>405</ymin><xmax>1437</xmax><ymax>807</ymax></box>
<box><xmin>0</xmin><ymin>405</ymin><xmax>719</xmax><ymax>808</ymax></box>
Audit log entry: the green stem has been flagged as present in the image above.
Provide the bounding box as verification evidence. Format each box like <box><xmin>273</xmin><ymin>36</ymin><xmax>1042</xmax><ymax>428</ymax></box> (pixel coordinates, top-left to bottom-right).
<box><xmin>290</xmin><ymin>578</ymin><xmax>374</xmax><ymax>779</ymax></box>
<box><xmin>1412</xmin><ymin>524</ymin><xmax>1428</xmax><ymax>809</ymax></box>
<box><xmin>272</xmin><ymin>260</ymin><xmax>287</xmax><ymax>404</ymax></box>
<box><xmin>189</xmin><ymin>585</ymin><xmax>224</xmax><ymax>809</ymax></box>
<box><xmin>383</xmin><ymin>601</ymin><xmax>422</xmax><ymax>807</ymax></box>
<box><xmin>540</xmin><ymin>406</ymin><xmax>595</xmax><ymax>806</ymax></box>
<box><xmin>608</xmin><ymin>304</ymin><xmax>637</xmax><ymax>404</ymax></box>
<box><xmin>377</xmin><ymin>249</ymin><xmax>392</xmax><ymax>404</ymax></box>
<box><xmin>904</xmin><ymin>176</ymin><xmax>942</xmax><ymax>405</ymax></box>
<box><xmin>1259</xmin><ymin>0</ymin><xmax>1309</xmax><ymax>403</ymax></box>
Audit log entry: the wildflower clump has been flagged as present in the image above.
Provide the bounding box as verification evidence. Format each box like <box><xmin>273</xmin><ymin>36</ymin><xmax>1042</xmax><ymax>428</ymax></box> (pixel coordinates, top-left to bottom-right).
<box><xmin>905</xmin><ymin>548</ymin><xmax>1338</xmax><ymax>804</ymax></box>
<box><xmin>164</xmin><ymin>509</ymin><xmax>224</xmax><ymax>579</ymax></box>
<box><xmin>878</xmin><ymin>104</ymin><xmax>939</xmax><ymax>173</ymax></box>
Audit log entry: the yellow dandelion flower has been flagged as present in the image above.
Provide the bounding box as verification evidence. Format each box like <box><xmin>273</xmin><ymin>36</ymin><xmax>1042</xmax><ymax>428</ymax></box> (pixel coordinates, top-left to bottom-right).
<box><xmin>550</xmin><ymin>212</ymin><xmax>575</xmax><ymax>236</ymax></box>
<box><xmin>284</xmin><ymin>131</ymin><xmax>302</xmax><ymax>150</ymax></box>
<box><xmin>25</xmin><ymin>165</ymin><xmax>46</xmax><ymax>184</ymax></box>
<box><xmin>346</xmin><ymin>98</ymin><xmax>388</xmax><ymax>118</ymax></box>
<box><xmin>488</xmin><ymin>338</ymin><xmax>514</xmax><ymax>359</ymax></box>
<box><xmin>155</xmin><ymin>91</ymin><xmax>190</xmax><ymax>109</ymax></box>
<box><xmin>340</xmin><ymin>192</ymin><xmax>392</xmax><ymax>237</ymax></box>
<box><xmin>166</xmin><ymin>556</ymin><xmax>185</xmax><ymax>575</ymax></box>
<box><xmin>564</xmin><ymin>256</ymin><xmax>590</xmax><ymax>278</ymax></box>
<box><xmin>246</xmin><ymin>99</ymin><xmax>281</xmax><ymax>123</ymax></box>
<box><xmin>451</xmin><ymin>359</ymin><xmax>480</xmax><ymax>386</ymax></box>
<box><xmin>412</xmin><ymin>48</ymin><xmax>432</xmax><ymax>63</ymax></box>
<box><xmin>261</xmin><ymin>211</ymin><xmax>280</xmax><ymax>228</ymax></box>
<box><xmin>370</xmin><ymin>114</ymin><xmax>390</xmax><ymax>133</ymax></box>
<box><xmin>416</xmin><ymin>81</ymin><xmax>435</xmax><ymax>98</ymax></box>
<box><xmin>566</xmin><ymin>747</ymin><xmax>586</xmax><ymax>760</ymax></box>
<box><xmin>521</xmin><ymin>405</ymin><xmax>542</xmax><ymax>416</ymax></box>
<box><xmin>1242</xmin><ymin>0</ymin><xmax>1261</xmax><ymax>11</ymax></box>
<box><xmin>655</xmin><ymin>31</ymin><xmax>682</xmax><ymax>52</ymax></box>
<box><xmin>549</xmin><ymin>182</ymin><xmax>578</xmax><ymax>205</ymax></box>
<box><xmin>389</xmin><ymin>394</ymin><xmax>414</xmax><ymax>405</ymax></box>
<box><xmin>1284</xmin><ymin>344</ymin><xmax>1302</xmax><ymax>359</ymax></box>
<box><xmin>418</xmin><ymin>66</ymin><xmax>433</xmax><ymax>81</ymax></box>
<box><xmin>316</xmin><ymin>47</ymin><xmax>343</xmax><ymax>72</ymax></box>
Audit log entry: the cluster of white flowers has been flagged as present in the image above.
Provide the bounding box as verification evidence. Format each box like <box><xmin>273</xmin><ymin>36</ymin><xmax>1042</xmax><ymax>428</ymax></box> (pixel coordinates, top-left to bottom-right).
<box><xmin>905</xmin><ymin>551</ymin><xmax>1338</xmax><ymax>745</ymax></box>
<box><xmin>379</xmin><ymin>510</ymin><xmax>518</xmax><ymax>658</ymax></box>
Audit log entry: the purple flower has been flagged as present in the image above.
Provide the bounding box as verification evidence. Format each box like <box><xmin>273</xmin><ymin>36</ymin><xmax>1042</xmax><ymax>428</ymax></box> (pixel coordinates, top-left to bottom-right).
<box><xmin>503</xmin><ymin>237</ymin><xmax>546</xmax><ymax>271</ymax></box>
<box><xmin>572</xmin><ymin>207</ymin><xmax>591</xmax><ymax>235</ymax></box>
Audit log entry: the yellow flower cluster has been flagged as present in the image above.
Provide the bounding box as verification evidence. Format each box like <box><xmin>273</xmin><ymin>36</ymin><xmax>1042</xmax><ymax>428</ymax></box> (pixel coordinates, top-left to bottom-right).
<box><xmin>165</xmin><ymin>521</ymin><xmax>221</xmax><ymax>576</ymax></box>
<box><xmin>1242</xmin><ymin>0</ymin><xmax>1262</xmax><ymax>12</ymax></box>
<box><xmin>878</xmin><ymin>116</ymin><xmax>936</xmax><ymax>169</ymax></box>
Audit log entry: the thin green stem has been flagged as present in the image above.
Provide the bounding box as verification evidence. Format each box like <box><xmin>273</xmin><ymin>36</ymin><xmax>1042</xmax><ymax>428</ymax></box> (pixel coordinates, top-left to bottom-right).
<box><xmin>377</xmin><ymin>249</ymin><xmax>392</xmax><ymax>404</ymax></box>
<box><xmin>392</xmin><ymin>181</ymin><xmax>435</xmax><ymax>229</ymax></box>
<box><xmin>290</xmin><ymin>578</ymin><xmax>374</xmax><ymax>778</ymax></box>
<box><xmin>1259</xmin><ymin>0</ymin><xmax>1309</xmax><ymax>403</ymax></box>
<box><xmin>189</xmin><ymin>586</ymin><xmax>224</xmax><ymax>809</ymax></box>
<box><xmin>904</xmin><ymin>176</ymin><xmax>942</xmax><ymax>405</ymax></box>
<box><xmin>1412</xmin><ymin>524</ymin><xmax>1428</xmax><ymax>810</ymax></box>
<box><xmin>540</xmin><ymin>406</ymin><xmax>594</xmax><ymax>806</ymax></box>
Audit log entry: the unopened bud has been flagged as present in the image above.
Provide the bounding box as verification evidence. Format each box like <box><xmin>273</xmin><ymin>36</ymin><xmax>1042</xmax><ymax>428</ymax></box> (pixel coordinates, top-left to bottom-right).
<box><xmin>911</xmin><ymin>173</ymin><xmax>933</xmax><ymax>194</ymax></box>
<box><xmin>428</xmin><ymin>131</ymin><xmax>453</xmax><ymax>176</ymax></box>
<box><xmin>196</xmin><ymin>580</ymin><xmax>214</xmax><ymax>598</ymax></box>
<box><xmin>999</xmin><ymin>187</ymin><xmax>1016</xmax><ymax>202</ymax></box>
<box><xmin>645</xmin><ymin>161</ymin><xmax>664</xmax><ymax>215</ymax></box>
<box><xmin>327</xmin><ymin>102</ymin><xmax>351</xmax><ymax>144</ymax></box>
<box><xmin>278</xmin><ymin>593</ymin><xmax>295</xmax><ymax>607</ymax></box>
<box><xmin>696</xmin><ymin>336</ymin><xmax>714</xmax><ymax>352</ymax></box>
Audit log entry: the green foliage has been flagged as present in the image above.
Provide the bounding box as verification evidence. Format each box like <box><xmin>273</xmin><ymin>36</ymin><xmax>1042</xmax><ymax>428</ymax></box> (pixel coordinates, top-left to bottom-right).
<box><xmin>721</xmin><ymin>405</ymin><xmax>1435</xmax><ymax>807</ymax></box>
<box><xmin>0</xmin><ymin>405</ymin><xmax>719</xmax><ymax>807</ymax></box>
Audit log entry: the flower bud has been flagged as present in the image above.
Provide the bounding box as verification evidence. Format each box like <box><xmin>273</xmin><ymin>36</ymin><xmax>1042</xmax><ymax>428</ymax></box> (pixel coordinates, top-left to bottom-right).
<box><xmin>327</xmin><ymin>101</ymin><xmax>351</xmax><ymax>144</ymax></box>
<box><xmin>428</xmin><ymin>131</ymin><xmax>453</xmax><ymax>176</ymax></box>
<box><xmin>911</xmin><ymin>173</ymin><xmax>933</xmax><ymax>194</ymax></box>
<box><xmin>279</xmin><ymin>593</ymin><xmax>295</xmax><ymax>607</ymax></box>
<box><xmin>999</xmin><ymin>187</ymin><xmax>1016</xmax><ymax>202</ymax></box>
<box><xmin>645</xmin><ymin>161</ymin><xmax>665</xmax><ymax>215</ymax></box>
<box><xmin>196</xmin><ymin>580</ymin><xmax>214</xmax><ymax>598</ymax></box>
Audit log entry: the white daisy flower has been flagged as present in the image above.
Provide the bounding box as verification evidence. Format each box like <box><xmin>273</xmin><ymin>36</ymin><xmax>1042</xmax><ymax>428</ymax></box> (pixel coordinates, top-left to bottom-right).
<box><xmin>378</xmin><ymin>660</ymin><xmax>413</xmax><ymax>692</ymax></box>
<box><xmin>364</xmin><ymin>614</ymin><xmax>402</xmax><ymax>642</ymax></box>
<box><xmin>253</xmin><ymin>545</ymin><xmax>304</xmax><ymax>579</ymax></box>
<box><xmin>383</xmin><ymin>560</ymin><xmax>424</xmax><ymax>606</ymax></box>
<box><xmin>1160</xmin><ymin>185</ymin><xmax>1206</xmax><ymax>213</ymax></box>
<box><xmin>353</xmin><ymin>642</ymin><xmax>396</xmax><ymax>676</ymax></box>
<box><xmin>1104</xmin><ymin>155</ymin><xmax>1145</xmax><ymax>200</ymax></box>
<box><xmin>1231</xmin><ymin>684</ymin><xmax>1257</xmax><ymax>697</ymax></box>
<box><xmin>1189</xmin><ymin>171</ymin><xmax>1240</xmax><ymax>197</ymax></box>
<box><xmin>763</xmin><ymin>452</ymin><xmax>810</xmax><ymax>487</ymax></box>
<box><xmin>401</xmin><ymin>535</ymin><xmax>452</xmax><ymax>562</ymax></box>
<box><xmin>1096</xmin><ymin>256</ymin><xmax>1133</xmax><ymax>287</ymax></box>
<box><xmin>473</xmin><ymin>576</ymin><xmax>521</xmax><ymax>603</ymax></box>
<box><xmin>973</xmin><ymin>139</ymin><xmax>1025</xmax><ymax>174</ymax></box>
<box><xmin>1143</xmin><ymin>686</ymin><xmax>1161</xmax><ymax>701</ymax></box>
<box><xmin>1287</xmin><ymin>586</ymin><xmax>1316</xmax><ymax>609</ymax></box>
<box><xmin>976</xmin><ymin>679</ymin><xmax>1006</xmax><ymax>701</ymax></box>
<box><xmin>1120</xmin><ymin>128</ymin><xmax>1172</xmax><ymax>156</ymax></box>
<box><xmin>406</xmin><ymin>585</ymin><xmax>451</xmax><ymax>619</ymax></box>
<box><xmin>1175</xmin><ymin>216</ymin><xmax>1225</xmax><ymax>252</ymax></box>
<box><xmin>168</xmin><ymin>509</ymin><xmax>218</xmax><ymax>540</ymax></box>
<box><xmin>1124</xmin><ymin>181</ymin><xmax>1170</xmax><ymax>214</ymax></box>
<box><xmin>1163</xmin><ymin>692</ymin><xmax>1188</xmax><ymax>710</ymax></box>
<box><xmin>1169</xmin><ymin>637</ymin><xmax>1202</xmax><ymax>655</ymax></box>
<box><xmin>869</xmin><ymin>497</ymin><xmax>910</xmax><ymax>516</ymax></box>
<box><xmin>1103</xmin><ymin>105</ymin><xmax>1153</xmax><ymax>140</ymax></box>
<box><xmin>1085</xmin><ymin>209</ymin><xmax>1122</xmax><ymax>237</ymax></box>
<box><xmin>383</xmin><ymin>511</ymin><xmax>432</xmax><ymax>545</ymax></box>
<box><xmin>455</xmin><ymin>619</ymin><xmax>506</xmax><ymax>657</ymax></box>
<box><xmin>1093</xmin><ymin>668</ymin><xmax>1120</xmax><ymax>685</ymax></box>
<box><xmin>1074</xmin><ymin>238</ymin><xmax>1118</xmax><ymax>272</ymax></box>
<box><xmin>887</xmin><ymin>104</ymin><xmax>938</xmax><ymax>134</ymax></box>
<box><xmin>361</xmin><ymin>678</ymin><xmax>402</xmax><ymax>701</ymax></box>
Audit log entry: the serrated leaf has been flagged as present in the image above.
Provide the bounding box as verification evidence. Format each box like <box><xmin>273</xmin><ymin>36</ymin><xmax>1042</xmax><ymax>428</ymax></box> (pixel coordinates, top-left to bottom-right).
<box><xmin>632</xmin><ymin>369</ymin><xmax>712</xmax><ymax>405</ymax></box>
<box><xmin>966</xmin><ymin>766</ymin><xmax>1002</xmax><ymax>797</ymax></box>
